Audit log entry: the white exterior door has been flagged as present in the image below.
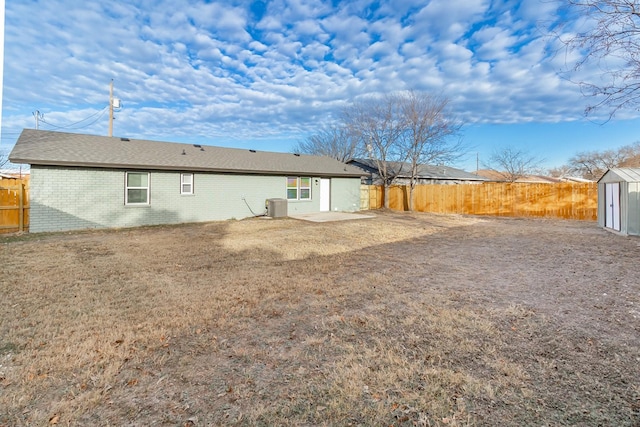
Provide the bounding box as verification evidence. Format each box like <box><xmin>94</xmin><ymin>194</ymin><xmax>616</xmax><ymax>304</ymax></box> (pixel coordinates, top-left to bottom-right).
<box><xmin>320</xmin><ymin>178</ymin><xmax>330</xmax><ymax>212</ymax></box>
<box><xmin>605</xmin><ymin>182</ymin><xmax>621</xmax><ymax>231</ymax></box>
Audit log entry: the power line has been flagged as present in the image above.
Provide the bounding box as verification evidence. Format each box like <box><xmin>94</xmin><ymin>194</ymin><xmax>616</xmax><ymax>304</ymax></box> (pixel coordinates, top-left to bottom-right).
<box><xmin>29</xmin><ymin>82</ymin><xmax>123</xmax><ymax>135</ymax></box>
<box><xmin>37</xmin><ymin>106</ymin><xmax>109</xmax><ymax>130</ymax></box>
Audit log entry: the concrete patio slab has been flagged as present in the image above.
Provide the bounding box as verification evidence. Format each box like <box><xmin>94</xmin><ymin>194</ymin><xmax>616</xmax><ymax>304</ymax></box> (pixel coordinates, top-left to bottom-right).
<box><xmin>289</xmin><ymin>211</ymin><xmax>376</xmax><ymax>222</ymax></box>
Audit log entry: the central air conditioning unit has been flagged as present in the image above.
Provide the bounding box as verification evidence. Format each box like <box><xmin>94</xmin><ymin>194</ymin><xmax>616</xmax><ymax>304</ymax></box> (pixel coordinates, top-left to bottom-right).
<box><xmin>266</xmin><ymin>198</ymin><xmax>288</xmax><ymax>218</ymax></box>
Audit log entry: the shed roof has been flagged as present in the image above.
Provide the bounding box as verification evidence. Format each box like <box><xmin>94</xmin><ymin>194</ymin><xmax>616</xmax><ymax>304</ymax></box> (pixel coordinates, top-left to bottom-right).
<box><xmin>597</xmin><ymin>167</ymin><xmax>640</xmax><ymax>183</ymax></box>
<box><xmin>348</xmin><ymin>158</ymin><xmax>487</xmax><ymax>181</ymax></box>
<box><xmin>9</xmin><ymin>129</ymin><xmax>363</xmax><ymax>177</ymax></box>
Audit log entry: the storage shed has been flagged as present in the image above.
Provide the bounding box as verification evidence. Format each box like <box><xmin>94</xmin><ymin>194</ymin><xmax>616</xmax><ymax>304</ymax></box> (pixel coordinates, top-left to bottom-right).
<box><xmin>597</xmin><ymin>168</ymin><xmax>640</xmax><ymax>235</ymax></box>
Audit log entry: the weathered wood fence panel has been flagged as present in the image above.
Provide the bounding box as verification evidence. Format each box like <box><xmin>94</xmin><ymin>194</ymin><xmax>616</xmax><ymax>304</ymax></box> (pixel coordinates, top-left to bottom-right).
<box><xmin>362</xmin><ymin>185</ymin><xmax>383</xmax><ymax>211</ymax></box>
<box><xmin>0</xmin><ymin>180</ymin><xmax>598</xmax><ymax>234</ymax></box>
<box><xmin>0</xmin><ymin>178</ymin><xmax>30</xmax><ymax>233</ymax></box>
<box><xmin>363</xmin><ymin>182</ymin><xmax>597</xmax><ymax>221</ymax></box>
<box><xmin>359</xmin><ymin>185</ymin><xmax>370</xmax><ymax>210</ymax></box>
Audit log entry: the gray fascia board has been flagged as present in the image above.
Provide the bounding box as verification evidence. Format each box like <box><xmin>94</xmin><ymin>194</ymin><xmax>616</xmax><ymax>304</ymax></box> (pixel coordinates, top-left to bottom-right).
<box><xmin>18</xmin><ymin>159</ymin><xmax>363</xmax><ymax>177</ymax></box>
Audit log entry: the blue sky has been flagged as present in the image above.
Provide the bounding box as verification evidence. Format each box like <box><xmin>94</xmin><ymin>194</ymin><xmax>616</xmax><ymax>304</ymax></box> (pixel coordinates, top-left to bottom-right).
<box><xmin>2</xmin><ymin>0</ymin><xmax>640</xmax><ymax>173</ymax></box>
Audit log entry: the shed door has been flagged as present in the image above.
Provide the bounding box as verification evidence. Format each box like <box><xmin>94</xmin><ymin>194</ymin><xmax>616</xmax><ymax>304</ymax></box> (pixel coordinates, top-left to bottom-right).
<box><xmin>605</xmin><ymin>182</ymin><xmax>621</xmax><ymax>231</ymax></box>
<box><xmin>320</xmin><ymin>178</ymin><xmax>331</xmax><ymax>212</ymax></box>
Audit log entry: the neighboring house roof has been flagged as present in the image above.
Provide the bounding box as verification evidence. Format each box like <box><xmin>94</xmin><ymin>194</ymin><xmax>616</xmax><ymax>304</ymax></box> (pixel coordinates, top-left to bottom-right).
<box><xmin>9</xmin><ymin>129</ymin><xmax>363</xmax><ymax>177</ymax></box>
<box><xmin>597</xmin><ymin>167</ymin><xmax>640</xmax><ymax>183</ymax></box>
<box><xmin>348</xmin><ymin>158</ymin><xmax>488</xmax><ymax>181</ymax></box>
<box><xmin>475</xmin><ymin>169</ymin><xmax>562</xmax><ymax>183</ymax></box>
<box><xmin>0</xmin><ymin>171</ymin><xmax>30</xmax><ymax>179</ymax></box>
<box><xmin>558</xmin><ymin>176</ymin><xmax>594</xmax><ymax>183</ymax></box>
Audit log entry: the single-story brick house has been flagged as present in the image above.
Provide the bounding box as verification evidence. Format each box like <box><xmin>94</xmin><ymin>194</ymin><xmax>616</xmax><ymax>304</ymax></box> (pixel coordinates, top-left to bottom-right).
<box><xmin>9</xmin><ymin>129</ymin><xmax>364</xmax><ymax>233</ymax></box>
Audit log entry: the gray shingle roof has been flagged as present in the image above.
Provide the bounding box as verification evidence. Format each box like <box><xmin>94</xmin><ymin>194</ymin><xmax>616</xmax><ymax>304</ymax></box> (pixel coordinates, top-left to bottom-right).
<box><xmin>598</xmin><ymin>167</ymin><xmax>640</xmax><ymax>183</ymax></box>
<box><xmin>9</xmin><ymin>129</ymin><xmax>363</xmax><ymax>177</ymax></box>
<box><xmin>348</xmin><ymin>158</ymin><xmax>487</xmax><ymax>181</ymax></box>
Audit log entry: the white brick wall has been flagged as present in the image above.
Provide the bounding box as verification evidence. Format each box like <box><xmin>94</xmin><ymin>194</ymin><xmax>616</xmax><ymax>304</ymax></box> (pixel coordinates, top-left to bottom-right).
<box><xmin>330</xmin><ymin>178</ymin><xmax>361</xmax><ymax>212</ymax></box>
<box><xmin>30</xmin><ymin>166</ymin><xmax>359</xmax><ymax>232</ymax></box>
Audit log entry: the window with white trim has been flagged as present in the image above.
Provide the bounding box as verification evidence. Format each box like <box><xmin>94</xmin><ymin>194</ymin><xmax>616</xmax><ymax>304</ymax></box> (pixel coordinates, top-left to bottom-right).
<box><xmin>125</xmin><ymin>172</ymin><xmax>150</xmax><ymax>205</ymax></box>
<box><xmin>181</xmin><ymin>173</ymin><xmax>193</xmax><ymax>195</ymax></box>
<box><xmin>286</xmin><ymin>177</ymin><xmax>311</xmax><ymax>200</ymax></box>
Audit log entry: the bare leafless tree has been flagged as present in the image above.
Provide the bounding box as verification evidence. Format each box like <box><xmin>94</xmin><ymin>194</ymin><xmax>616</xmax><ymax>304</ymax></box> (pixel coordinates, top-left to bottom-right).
<box><xmin>618</xmin><ymin>141</ymin><xmax>640</xmax><ymax>166</ymax></box>
<box><xmin>486</xmin><ymin>147</ymin><xmax>543</xmax><ymax>182</ymax></box>
<box><xmin>548</xmin><ymin>164</ymin><xmax>577</xmax><ymax>179</ymax></box>
<box><xmin>568</xmin><ymin>150</ymin><xmax>618</xmax><ymax>180</ymax></box>
<box><xmin>567</xmin><ymin>141</ymin><xmax>640</xmax><ymax>179</ymax></box>
<box><xmin>399</xmin><ymin>91</ymin><xmax>463</xmax><ymax>211</ymax></box>
<box><xmin>298</xmin><ymin>92</ymin><xmax>464</xmax><ymax>209</ymax></box>
<box><xmin>0</xmin><ymin>146</ymin><xmax>9</xmax><ymax>170</ymax></box>
<box><xmin>559</xmin><ymin>0</ymin><xmax>640</xmax><ymax>117</ymax></box>
<box><xmin>293</xmin><ymin>124</ymin><xmax>364</xmax><ymax>162</ymax></box>
<box><xmin>340</xmin><ymin>91</ymin><xmax>465</xmax><ymax>209</ymax></box>
<box><xmin>343</xmin><ymin>93</ymin><xmax>408</xmax><ymax>209</ymax></box>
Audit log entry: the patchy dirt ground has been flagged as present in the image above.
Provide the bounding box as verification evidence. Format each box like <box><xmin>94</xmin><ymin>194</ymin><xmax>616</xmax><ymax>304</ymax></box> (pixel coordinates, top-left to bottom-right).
<box><xmin>1</xmin><ymin>211</ymin><xmax>639</xmax><ymax>426</ymax></box>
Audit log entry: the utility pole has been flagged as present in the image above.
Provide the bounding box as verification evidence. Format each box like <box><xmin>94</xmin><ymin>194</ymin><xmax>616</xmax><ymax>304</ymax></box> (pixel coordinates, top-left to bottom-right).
<box><xmin>108</xmin><ymin>80</ymin><xmax>122</xmax><ymax>137</ymax></box>
<box><xmin>109</xmin><ymin>80</ymin><xmax>114</xmax><ymax>137</ymax></box>
<box><xmin>33</xmin><ymin>110</ymin><xmax>42</xmax><ymax>129</ymax></box>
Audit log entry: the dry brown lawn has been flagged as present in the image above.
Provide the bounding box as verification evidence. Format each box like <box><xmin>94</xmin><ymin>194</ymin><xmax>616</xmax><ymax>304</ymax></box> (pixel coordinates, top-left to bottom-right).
<box><xmin>1</xmin><ymin>210</ymin><xmax>639</xmax><ymax>426</ymax></box>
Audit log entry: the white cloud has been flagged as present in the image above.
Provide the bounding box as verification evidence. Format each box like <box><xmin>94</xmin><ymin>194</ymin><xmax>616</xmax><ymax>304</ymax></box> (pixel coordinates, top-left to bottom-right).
<box><xmin>188</xmin><ymin>3</ymin><xmax>252</xmax><ymax>42</ymax></box>
<box><xmin>412</xmin><ymin>0</ymin><xmax>489</xmax><ymax>41</ymax></box>
<box><xmin>293</xmin><ymin>19</ymin><xmax>325</xmax><ymax>37</ymax></box>
<box><xmin>271</xmin><ymin>0</ymin><xmax>331</xmax><ymax>21</ymax></box>
<box><xmin>321</xmin><ymin>14</ymin><xmax>369</xmax><ymax>46</ymax></box>
<box><xmin>515</xmin><ymin>0</ymin><xmax>560</xmax><ymax>22</ymax></box>
<box><xmin>256</xmin><ymin>14</ymin><xmax>283</xmax><ymax>31</ymax></box>
<box><xmin>472</xmin><ymin>26</ymin><xmax>518</xmax><ymax>60</ymax></box>
<box><xmin>1</xmin><ymin>0</ymin><xmax>632</xmax><ymax>157</ymax></box>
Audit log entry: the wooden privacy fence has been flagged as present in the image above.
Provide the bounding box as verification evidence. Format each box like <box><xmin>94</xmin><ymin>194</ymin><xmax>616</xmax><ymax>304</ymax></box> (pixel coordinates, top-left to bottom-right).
<box><xmin>362</xmin><ymin>182</ymin><xmax>598</xmax><ymax>221</ymax></box>
<box><xmin>0</xmin><ymin>178</ymin><xmax>30</xmax><ymax>233</ymax></box>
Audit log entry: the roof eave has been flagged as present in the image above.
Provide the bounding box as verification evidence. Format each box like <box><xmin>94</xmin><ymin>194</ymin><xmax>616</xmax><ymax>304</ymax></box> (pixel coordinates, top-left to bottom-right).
<box><xmin>16</xmin><ymin>159</ymin><xmax>362</xmax><ymax>177</ymax></box>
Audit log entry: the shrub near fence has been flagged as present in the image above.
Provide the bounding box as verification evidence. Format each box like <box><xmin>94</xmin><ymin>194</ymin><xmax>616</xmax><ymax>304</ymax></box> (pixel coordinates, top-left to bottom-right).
<box><xmin>364</xmin><ymin>182</ymin><xmax>598</xmax><ymax>221</ymax></box>
<box><xmin>0</xmin><ymin>178</ymin><xmax>30</xmax><ymax>233</ymax></box>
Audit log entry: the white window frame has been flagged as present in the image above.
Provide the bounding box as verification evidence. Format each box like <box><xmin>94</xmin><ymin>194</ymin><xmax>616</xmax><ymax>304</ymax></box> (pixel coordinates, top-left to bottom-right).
<box><xmin>299</xmin><ymin>177</ymin><xmax>311</xmax><ymax>200</ymax></box>
<box><xmin>181</xmin><ymin>173</ymin><xmax>193</xmax><ymax>195</ymax></box>
<box><xmin>286</xmin><ymin>176</ymin><xmax>312</xmax><ymax>201</ymax></box>
<box><xmin>287</xmin><ymin>177</ymin><xmax>298</xmax><ymax>200</ymax></box>
<box><xmin>125</xmin><ymin>172</ymin><xmax>150</xmax><ymax>205</ymax></box>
